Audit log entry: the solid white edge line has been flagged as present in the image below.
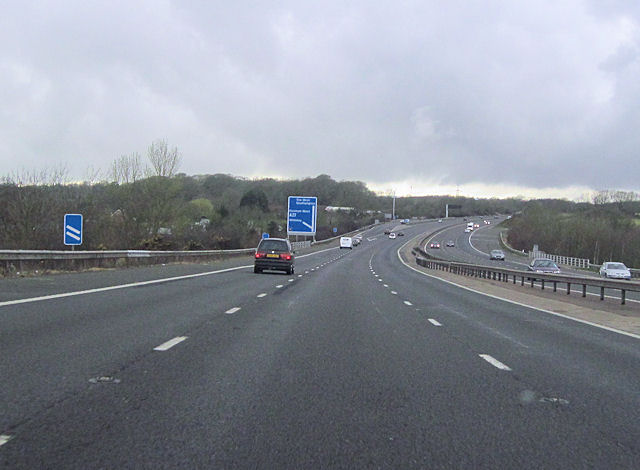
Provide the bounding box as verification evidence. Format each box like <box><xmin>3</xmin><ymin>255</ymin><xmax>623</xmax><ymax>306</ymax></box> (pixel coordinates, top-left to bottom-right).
<box><xmin>153</xmin><ymin>336</ymin><xmax>188</xmax><ymax>351</ymax></box>
<box><xmin>468</xmin><ymin>225</ymin><xmax>491</xmax><ymax>257</ymax></box>
<box><xmin>479</xmin><ymin>354</ymin><xmax>512</xmax><ymax>371</ymax></box>
<box><xmin>0</xmin><ymin>246</ymin><xmax>341</xmax><ymax>309</ymax></box>
<box><xmin>0</xmin><ymin>265</ymin><xmax>250</xmax><ymax>308</ymax></box>
<box><xmin>397</xmin><ymin>238</ymin><xmax>640</xmax><ymax>341</ymax></box>
<box><xmin>225</xmin><ymin>307</ymin><xmax>241</xmax><ymax>314</ymax></box>
<box><xmin>428</xmin><ymin>318</ymin><xmax>442</xmax><ymax>326</ymax></box>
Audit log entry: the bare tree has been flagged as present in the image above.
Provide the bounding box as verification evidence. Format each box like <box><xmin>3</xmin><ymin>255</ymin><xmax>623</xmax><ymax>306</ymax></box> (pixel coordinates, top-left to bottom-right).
<box><xmin>146</xmin><ymin>139</ymin><xmax>181</xmax><ymax>177</ymax></box>
<box><xmin>592</xmin><ymin>189</ymin><xmax>639</xmax><ymax>204</ymax></box>
<box><xmin>84</xmin><ymin>165</ymin><xmax>105</xmax><ymax>185</ymax></box>
<box><xmin>111</xmin><ymin>152</ymin><xmax>143</xmax><ymax>184</ymax></box>
<box><xmin>3</xmin><ymin>164</ymin><xmax>70</xmax><ymax>186</ymax></box>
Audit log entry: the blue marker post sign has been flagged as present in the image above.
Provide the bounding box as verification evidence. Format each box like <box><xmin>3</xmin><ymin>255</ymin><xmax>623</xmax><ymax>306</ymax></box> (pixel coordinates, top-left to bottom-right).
<box><xmin>287</xmin><ymin>196</ymin><xmax>317</xmax><ymax>236</ymax></box>
<box><xmin>64</xmin><ymin>213</ymin><xmax>83</xmax><ymax>246</ymax></box>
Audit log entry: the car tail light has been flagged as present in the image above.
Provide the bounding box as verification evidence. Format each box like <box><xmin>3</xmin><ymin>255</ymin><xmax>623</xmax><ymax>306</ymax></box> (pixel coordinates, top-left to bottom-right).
<box><xmin>255</xmin><ymin>252</ymin><xmax>266</xmax><ymax>259</ymax></box>
<box><xmin>280</xmin><ymin>253</ymin><xmax>292</xmax><ymax>261</ymax></box>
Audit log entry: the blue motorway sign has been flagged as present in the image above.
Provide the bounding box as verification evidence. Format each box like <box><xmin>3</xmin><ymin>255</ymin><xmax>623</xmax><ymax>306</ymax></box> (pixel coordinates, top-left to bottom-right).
<box><xmin>287</xmin><ymin>196</ymin><xmax>317</xmax><ymax>236</ymax></box>
<box><xmin>64</xmin><ymin>213</ymin><xmax>83</xmax><ymax>246</ymax></box>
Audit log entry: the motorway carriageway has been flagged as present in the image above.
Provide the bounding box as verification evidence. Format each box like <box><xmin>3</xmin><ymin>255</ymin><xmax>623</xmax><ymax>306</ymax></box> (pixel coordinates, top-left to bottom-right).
<box><xmin>1</xmin><ymin>219</ymin><xmax>639</xmax><ymax>468</ymax></box>
<box><xmin>425</xmin><ymin>219</ymin><xmax>640</xmax><ymax>304</ymax></box>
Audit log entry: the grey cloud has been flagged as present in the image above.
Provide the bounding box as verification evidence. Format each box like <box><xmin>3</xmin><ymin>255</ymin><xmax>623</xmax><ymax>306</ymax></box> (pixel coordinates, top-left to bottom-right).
<box><xmin>1</xmin><ymin>1</ymin><xmax>639</xmax><ymax>193</ymax></box>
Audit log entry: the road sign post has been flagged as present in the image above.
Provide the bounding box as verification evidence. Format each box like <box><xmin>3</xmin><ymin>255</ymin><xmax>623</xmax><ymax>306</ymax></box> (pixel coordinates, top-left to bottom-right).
<box><xmin>64</xmin><ymin>214</ymin><xmax>83</xmax><ymax>247</ymax></box>
<box><xmin>287</xmin><ymin>196</ymin><xmax>317</xmax><ymax>237</ymax></box>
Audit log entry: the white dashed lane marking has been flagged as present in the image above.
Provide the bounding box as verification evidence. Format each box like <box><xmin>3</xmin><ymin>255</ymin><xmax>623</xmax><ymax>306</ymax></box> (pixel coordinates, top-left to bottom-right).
<box><xmin>257</xmin><ymin>293</ymin><xmax>267</xmax><ymax>298</ymax></box>
<box><xmin>154</xmin><ymin>336</ymin><xmax>188</xmax><ymax>351</ymax></box>
<box><xmin>391</xmin><ymin>291</ymin><xmax>398</xmax><ymax>295</ymax></box>
<box><xmin>225</xmin><ymin>307</ymin><xmax>241</xmax><ymax>314</ymax></box>
<box><xmin>428</xmin><ymin>318</ymin><xmax>442</xmax><ymax>326</ymax></box>
<box><xmin>276</xmin><ymin>284</ymin><xmax>283</xmax><ymax>288</ymax></box>
<box><xmin>404</xmin><ymin>301</ymin><xmax>413</xmax><ymax>306</ymax></box>
<box><xmin>383</xmin><ymin>284</ymin><xmax>389</xmax><ymax>288</ymax></box>
<box><xmin>0</xmin><ymin>435</ymin><xmax>12</xmax><ymax>447</ymax></box>
<box><xmin>479</xmin><ymin>354</ymin><xmax>512</xmax><ymax>371</ymax></box>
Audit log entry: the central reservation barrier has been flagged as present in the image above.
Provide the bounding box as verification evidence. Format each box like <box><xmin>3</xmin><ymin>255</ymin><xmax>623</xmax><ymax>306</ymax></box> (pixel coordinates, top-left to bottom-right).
<box><xmin>412</xmin><ymin>246</ymin><xmax>640</xmax><ymax>305</ymax></box>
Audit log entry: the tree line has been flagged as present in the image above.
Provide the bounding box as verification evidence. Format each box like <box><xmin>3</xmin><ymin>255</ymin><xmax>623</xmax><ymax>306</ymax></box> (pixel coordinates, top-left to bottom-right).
<box><xmin>1</xmin><ymin>175</ymin><xmax>531</xmax><ymax>252</ymax></box>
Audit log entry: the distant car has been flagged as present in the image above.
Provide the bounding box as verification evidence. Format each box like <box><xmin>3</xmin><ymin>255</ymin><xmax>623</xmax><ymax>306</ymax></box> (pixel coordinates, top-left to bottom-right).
<box><xmin>473</xmin><ymin>223</ymin><xmax>480</xmax><ymax>228</ymax></box>
<box><xmin>384</xmin><ymin>229</ymin><xmax>391</xmax><ymax>235</ymax></box>
<box><xmin>446</xmin><ymin>240</ymin><xmax>455</xmax><ymax>247</ymax></box>
<box><xmin>397</xmin><ymin>231</ymin><xmax>405</xmax><ymax>236</ymax></box>
<box><xmin>389</xmin><ymin>232</ymin><xmax>397</xmax><ymax>239</ymax></box>
<box><xmin>490</xmin><ymin>249</ymin><xmax>505</xmax><ymax>260</ymax></box>
<box><xmin>599</xmin><ymin>262</ymin><xmax>631</xmax><ymax>280</ymax></box>
<box><xmin>429</xmin><ymin>242</ymin><xmax>441</xmax><ymax>249</ymax></box>
<box><xmin>254</xmin><ymin>238</ymin><xmax>294</xmax><ymax>274</ymax></box>
<box><xmin>438</xmin><ymin>219</ymin><xmax>443</xmax><ymax>223</ymax></box>
<box><xmin>340</xmin><ymin>237</ymin><xmax>353</xmax><ymax>249</ymax></box>
<box><xmin>528</xmin><ymin>258</ymin><xmax>560</xmax><ymax>274</ymax></box>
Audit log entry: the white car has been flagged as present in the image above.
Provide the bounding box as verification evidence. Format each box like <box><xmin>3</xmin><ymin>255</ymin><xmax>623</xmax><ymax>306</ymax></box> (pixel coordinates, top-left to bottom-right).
<box><xmin>599</xmin><ymin>262</ymin><xmax>631</xmax><ymax>280</ymax></box>
<box><xmin>340</xmin><ymin>237</ymin><xmax>353</xmax><ymax>249</ymax></box>
<box><xmin>388</xmin><ymin>233</ymin><xmax>397</xmax><ymax>239</ymax></box>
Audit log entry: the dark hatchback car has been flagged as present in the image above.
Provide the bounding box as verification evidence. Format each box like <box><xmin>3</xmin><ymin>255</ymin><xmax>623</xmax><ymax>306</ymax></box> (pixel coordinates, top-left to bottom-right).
<box><xmin>254</xmin><ymin>238</ymin><xmax>295</xmax><ymax>274</ymax></box>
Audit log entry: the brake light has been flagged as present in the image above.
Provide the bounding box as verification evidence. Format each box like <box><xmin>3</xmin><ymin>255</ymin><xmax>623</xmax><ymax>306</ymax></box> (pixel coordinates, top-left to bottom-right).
<box><xmin>255</xmin><ymin>252</ymin><xmax>266</xmax><ymax>259</ymax></box>
<box><xmin>280</xmin><ymin>253</ymin><xmax>292</xmax><ymax>261</ymax></box>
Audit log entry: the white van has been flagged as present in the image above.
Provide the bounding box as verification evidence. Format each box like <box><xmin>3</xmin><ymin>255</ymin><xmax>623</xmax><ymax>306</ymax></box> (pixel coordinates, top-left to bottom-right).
<box><xmin>466</xmin><ymin>222</ymin><xmax>474</xmax><ymax>231</ymax></box>
<box><xmin>340</xmin><ymin>237</ymin><xmax>353</xmax><ymax>249</ymax></box>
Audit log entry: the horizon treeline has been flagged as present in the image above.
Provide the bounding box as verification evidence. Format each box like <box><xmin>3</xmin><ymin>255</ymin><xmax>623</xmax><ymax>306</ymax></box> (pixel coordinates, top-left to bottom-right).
<box><xmin>1</xmin><ymin>171</ymin><xmax>529</xmax><ymax>251</ymax></box>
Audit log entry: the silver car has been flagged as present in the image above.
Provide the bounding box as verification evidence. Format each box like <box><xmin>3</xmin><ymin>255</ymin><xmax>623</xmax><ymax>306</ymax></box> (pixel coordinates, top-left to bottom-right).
<box><xmin>599</xmin><ymin>262</ymin><xmax>631</xmax><ymax>280</ymax></box>
<box><xmin>489</xmin><ymin>249</ymin><xmax>505</xmax><ymax>260</ymax></box>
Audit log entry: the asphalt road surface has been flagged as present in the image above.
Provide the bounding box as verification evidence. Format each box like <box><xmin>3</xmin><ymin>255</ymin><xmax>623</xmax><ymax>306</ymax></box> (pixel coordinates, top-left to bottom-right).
<box><xmin>2</xmin><ymin>220</ymin><xmax>639</xmax><ymax>469</ymax></box>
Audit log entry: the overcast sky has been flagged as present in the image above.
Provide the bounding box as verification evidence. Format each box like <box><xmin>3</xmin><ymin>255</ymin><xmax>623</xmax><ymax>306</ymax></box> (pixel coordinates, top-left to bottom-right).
<box><xmin>2</xmin><ymin>1</ymin><xmax>639</xmax><ymax>198</ymax></box>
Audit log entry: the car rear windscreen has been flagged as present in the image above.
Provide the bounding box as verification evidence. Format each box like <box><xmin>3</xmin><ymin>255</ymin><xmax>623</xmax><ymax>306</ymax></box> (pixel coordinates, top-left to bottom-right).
<box><xmin>259</xmin><ymin>240</ymin><xmax>289</xmax><ymax>251</ymax></box>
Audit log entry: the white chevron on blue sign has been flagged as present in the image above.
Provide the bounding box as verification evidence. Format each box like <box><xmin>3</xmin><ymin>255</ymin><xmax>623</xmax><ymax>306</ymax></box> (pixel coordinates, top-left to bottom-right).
<box><xmin>64</xmin><ymin>214</ymin><xmax>83</xmax><ymax>245</ymax></box>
